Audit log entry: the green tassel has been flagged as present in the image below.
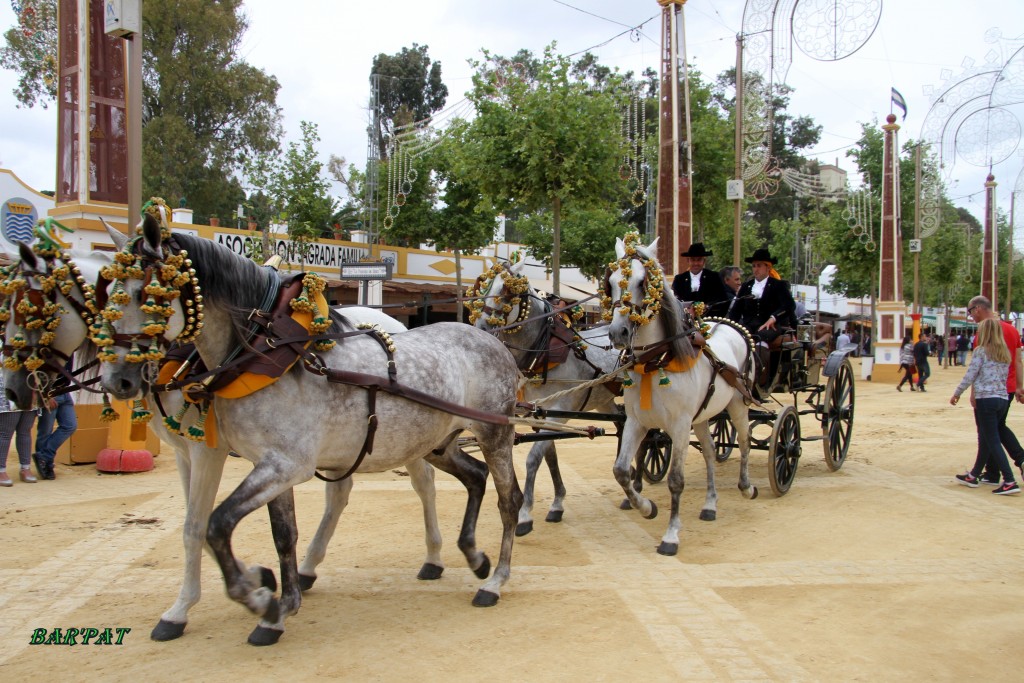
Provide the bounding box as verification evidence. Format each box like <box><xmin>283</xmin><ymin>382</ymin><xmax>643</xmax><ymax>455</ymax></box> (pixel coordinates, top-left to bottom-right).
<box><xmin>186</xmin><ymin>404</ymin><xmax>208</xmax><ymax>442</ymax></box>
<box><xmin>658</xmin><ymin>368</ymin><xmax>671</xmax><ymax>387</ymax></box>
<box><xmin>165</xmin><ymin>404</ymin><xmax>189</xmax><ymax>432</ymax></box>
<box><xmin>622</xmin><ymin>371</ymin><xmax>634</xmax><ymax>388</ymax></box>
<box><xmin>131</xmin><ymin>399</ymin><xmax>152</xmax><ymax>424</ymax></box>
<box><xmin>126</xmin><ymin>340</ymin><xmax>144</xmax><ymax>363</ymax></box>
<box><xmin>100</xmin><ymin>395</ymin><xmax>120</xmax><ymax>422</ymax></box>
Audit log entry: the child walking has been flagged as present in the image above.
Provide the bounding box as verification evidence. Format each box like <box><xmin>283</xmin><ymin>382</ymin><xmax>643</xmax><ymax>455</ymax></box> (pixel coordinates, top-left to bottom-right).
<box><xmin>951</xmin><ymin>318</ymin><xmax>1020</xmax><ymax>494</ymax></box>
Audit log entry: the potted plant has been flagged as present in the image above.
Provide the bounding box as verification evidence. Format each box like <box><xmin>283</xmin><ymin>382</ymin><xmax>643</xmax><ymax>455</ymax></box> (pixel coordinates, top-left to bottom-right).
<box><xmin>208</xmin><ymin>215</ymin><xmax>220</xmax><ymax>227</ymax></box>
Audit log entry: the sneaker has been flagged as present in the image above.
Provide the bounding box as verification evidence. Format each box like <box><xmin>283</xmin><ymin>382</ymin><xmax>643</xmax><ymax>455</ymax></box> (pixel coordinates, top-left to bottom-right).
<box><xmin>0</xmin><ymin>472</ymin><xmax>11</xmax><ymax>487</ymax></box>
<box><xmin>993</xmin><ymin>482</ymin><xmax>1021</xmax><ymax>495</ymax></box>
<box><xmin>19</xmin><ymin>469</ymin><xmax>37</xmax><ymax>483</ymax></box>
<box><xmin>955</xmin><ymin>472</ymin><xmax>980</xmax><ymax>488</ymax></box>
<box><xmin>980</xmin><ymin>474</ymin><xmax>1001</xmax><ymax>486</ymax></box>
<box><xmin>896</xmin><ymin>384</ymin><xmax>902</xmax><ymax>392</ymax></box>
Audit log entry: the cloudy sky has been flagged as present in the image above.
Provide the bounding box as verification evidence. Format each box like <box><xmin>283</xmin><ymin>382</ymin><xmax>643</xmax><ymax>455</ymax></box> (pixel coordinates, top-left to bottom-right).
<box><xmin>1</xmin><ymin>0</ymin><xmax>1023</xmax><ymax>226</ymax></box>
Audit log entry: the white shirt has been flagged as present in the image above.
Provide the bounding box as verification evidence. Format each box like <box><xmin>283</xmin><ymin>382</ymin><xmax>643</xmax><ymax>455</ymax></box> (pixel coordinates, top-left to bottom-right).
<box><xmin>751</xmin><ymin>276</ymin><xmax>768</xmax><ymax>299</ymax></box>
<box><xmin>689</xmin><ymin>271</ymin><xmax>701</xmax><ymax>291</ymax></box>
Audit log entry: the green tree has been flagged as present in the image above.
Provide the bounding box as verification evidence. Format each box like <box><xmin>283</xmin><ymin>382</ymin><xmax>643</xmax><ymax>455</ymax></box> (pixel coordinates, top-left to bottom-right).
<box><xmin>0</xmin><ymin>0</ymin><xmax>57</xmax><ymax>108</ymax></box>
<box><xmin>2</xmin><ymin>0</ymin><xmax>282</xmax><ymax>221</ymax></box>
<box><xmin>243</xmin><ymin>121</ymin><xmax>336</xmax><ymax>266</ymax></box>
<box><xmin>371</xmin><ymin>44</ymin><xmax>448</xmax><ymax>160</ymax></box>
<box><xmin>456</xmin><ymin>44</ymin><xmax>627</xmax><ymax>295</ymax></box>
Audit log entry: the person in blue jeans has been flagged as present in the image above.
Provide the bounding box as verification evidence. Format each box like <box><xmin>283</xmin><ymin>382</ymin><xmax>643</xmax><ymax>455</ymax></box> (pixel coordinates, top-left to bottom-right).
<box><xmin>34</xmin><ymin>392</ymin><xmax>77</xmax><ymax>480</ymax></box>
<box><xmin>952</xmin><ymin>318</ymin><xmax>1020</xmax><ymax>495</ymax></box>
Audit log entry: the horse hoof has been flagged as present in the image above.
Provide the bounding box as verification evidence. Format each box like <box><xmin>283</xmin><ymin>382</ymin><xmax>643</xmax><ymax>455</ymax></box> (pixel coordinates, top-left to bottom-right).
<box><xmin>258</xmin><ymin>566</ymin><xmax>278</xmax><ymax>592</ymax></box>
<box><xmin>619</xmin><ymin>498</ymin><xmax>632</xmax><ymax>510</ymax></box>
<box><xmin>472</xmin><ymin>589</ymin><xmax>500</xmax><ymax>607</ymax></box>
<box><xmin>515</xmin><ymin>520</ymin><xmax>534</xmax><ymax>537</ymax></box>
<box><xmin>298</xmin><ymin>573</ymin><xmax>317</xmax><ymax>591</ymax></box>
<box><xmin>473</xmin><ymin>554</ymin><xmax>491</xmax><ymax>580</ymax></box>
<box><xmin>545</xmin><ymin>510</ymin><xmax>564</xmax><ymax>523</ymax></box>
<box><xmin>699</xmin><ymin>509</ymin><xmax>716</xmax><ymax>522</ymax></box>
<box><xmin>750</xmin><ymin>486</ymin><xmax>758</xmax><ymax>500</ymax></box>
<box><xmin>150</xmin><ymin>619</ymin><xmax>186</xmax><ymax>642</ymax></box>
<box><xmin>657</xmin><ymin>542</ymin><xmax>679</xmax><ymax>556</ymax></box>
<box><xmin>644</xmin><ymin>501</ymin><xmax>658</xmax><ymax>520</ymax></box>
<box><xmin>417</xmin><ymin>563</ymin><xmax>444</xmax><ymax>581</ymax></box>
<box><xmin>248</xmin><ymin>625</ymin><xmax>283</xmax><ymax>646</ymax></box>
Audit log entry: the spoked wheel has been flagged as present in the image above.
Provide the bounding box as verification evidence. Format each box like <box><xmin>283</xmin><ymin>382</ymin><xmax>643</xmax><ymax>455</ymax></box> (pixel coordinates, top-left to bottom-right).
<box><xmin>768</xmin><ymin>405</ymin><xmax>801</xmax><ymax>496</ymax></box>
<box><xmin>710</xmin><ymin>413</ymin><xmax>737</xmax><ymax>463</ymax></box>
<box><xmin>640</xmin><ymin>429</ymin><xmax>672</xmax><ymax>483</ymax></box>
<box><xmin>822</xmin><ymin>359</ymin><xmax>855</xmax><ymax>471</ymax></box>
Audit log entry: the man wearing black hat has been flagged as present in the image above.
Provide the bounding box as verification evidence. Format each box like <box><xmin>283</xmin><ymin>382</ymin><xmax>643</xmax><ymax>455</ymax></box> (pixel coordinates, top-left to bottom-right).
<box><xmin>671</xmin><ymin>242</ymin><xmax>729</xmax><ymax>315</ymax></box>
<box><xmin>729</xmin><ymin>247</ymin><xmax>797</xmax><ymax>345</ymax></box>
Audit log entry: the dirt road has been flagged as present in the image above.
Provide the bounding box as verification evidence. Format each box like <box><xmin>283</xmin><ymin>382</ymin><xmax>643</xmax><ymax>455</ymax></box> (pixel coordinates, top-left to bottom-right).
<box><xmin>0</xmin><ymin>358</ymin><xmax>1022</xmax><ymax>681</ymax></box>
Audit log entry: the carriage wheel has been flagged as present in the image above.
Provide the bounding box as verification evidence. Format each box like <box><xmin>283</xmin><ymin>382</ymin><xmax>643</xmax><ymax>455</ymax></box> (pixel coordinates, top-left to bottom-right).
<box><xmin>768</xmin><ymin>405</ymin><xmax>801</xmax><ymax>496</ymax></box>
<box><xmin>711</xmin><ymin>413</ymin><xmax>737</xmax><ymax>463</ymax></box>
<box><xmin>640</xmin><ymin>429</ymin><xmax>672</xmax><ymax>484</ymax></box>
<box><xmin>822</xmin><ymin>359</ymin><xmax>855</xmax><ymax>471</ymax></box>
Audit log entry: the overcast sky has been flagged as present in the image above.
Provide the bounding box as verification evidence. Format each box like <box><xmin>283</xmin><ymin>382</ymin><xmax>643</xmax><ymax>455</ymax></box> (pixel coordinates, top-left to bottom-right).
<box><xmin>1</xmin><ymin>0</ymin><xmax>1022</xmax><ymax>227</ymax></box>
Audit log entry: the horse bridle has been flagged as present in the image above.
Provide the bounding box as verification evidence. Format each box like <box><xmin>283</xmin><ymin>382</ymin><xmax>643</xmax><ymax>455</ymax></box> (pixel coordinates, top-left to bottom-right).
<box><xmin>0</xmin><ymin>253</ymin><xmax>99</xmax><ymax>398</ymax></box>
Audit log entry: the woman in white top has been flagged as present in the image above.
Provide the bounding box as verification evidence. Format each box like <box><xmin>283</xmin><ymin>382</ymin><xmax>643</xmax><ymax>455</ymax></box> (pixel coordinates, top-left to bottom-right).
<box><xmin>0</xmin><ymin>361</ymin><xmax>38</xmax><ymax>486</ymax></box>
<box><xmin>951</xmin><ymin>318</ymin><xmax>1019</xmax><ymax>494</ymax></box>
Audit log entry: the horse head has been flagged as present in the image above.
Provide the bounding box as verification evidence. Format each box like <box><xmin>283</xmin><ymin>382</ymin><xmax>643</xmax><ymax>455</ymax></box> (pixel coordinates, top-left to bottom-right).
<box><xmin>603</xmin><ymin>232</ymin><xmax>668</xmax><ymax>351</ymax></box>
<box><xmin>466</xmin><ymin>258</ymin><xmax>533</xmax><ymax>332</ymax></box>
<box><xmin>0</xmin><ymin>236</ymin><xmax>104</xmax><ymax>409</ymax></box>
<box><xmin>96</xmin><ymin>205</ymin><xmax>196</xmax><ymax>400</ymax></box>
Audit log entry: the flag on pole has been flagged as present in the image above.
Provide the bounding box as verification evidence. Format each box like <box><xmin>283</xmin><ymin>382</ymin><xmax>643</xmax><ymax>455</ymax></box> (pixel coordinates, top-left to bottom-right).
<box><xmin>891</xmin><ymin>87</ymin><xmax>908</xmax><ymax>120</ymax></box>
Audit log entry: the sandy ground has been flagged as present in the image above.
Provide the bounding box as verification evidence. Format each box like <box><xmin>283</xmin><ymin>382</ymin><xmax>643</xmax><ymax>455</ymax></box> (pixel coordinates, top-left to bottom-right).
<box><xmin>0</xmin><ymin>357</ymin><xmax>1022</xmax><ymax>682</ymax></box>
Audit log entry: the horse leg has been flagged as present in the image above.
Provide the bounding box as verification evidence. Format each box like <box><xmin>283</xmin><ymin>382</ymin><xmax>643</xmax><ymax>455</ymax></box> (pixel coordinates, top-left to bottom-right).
<box><xmin>693</xmin><ymin>421</ymin><xmax>719</xmax><ymax>522</ymax></box>
<box><xmin>542</xmin><ymin>442</ymin><xmax>567</xmax><ymax>523</ymax></box>
<box><xmin>248</xmin><ymin>489</ymin><xmax>301</xmax><ymax>646</ymax></box>
<box><xmin>613</xmin><ymin>419</ymin><xmax>657</xmax><ymax>519</ymax></box>
<box><xmin>297</xmin><ymin>474</ymin><xmax>354</xmax><ymax>591</ymax></box>
<box><xmin>154</xmin><ymin>443</ymin><xmax>235</xmax><ymax>641</ymax></box>
<box><xmin>426</xmin><ymin>445</ymin><xmax>491</xmax><ymax>579</ymax></box>
<box><xmin>654</xmin><ymin>419</ymin><xmax>691</xmax><ymax>556</ymax></box>
<box><xmin>206</xmin><ymin>459</ymin><xmax>304</xmax><ymax>644</ymax></box>
<box><xmin>727</xmin><ymin>399</ymin><xmax>757</xmax><ymax>500</ymax></box>
<box><xmin>471</xmin><ymin>425</ymin><xmax>522</xmax><ymax>607</ymax></box>
<box><xmin>404</xmin><ymin>458</ymin><xmax>445</xmax><ymax>580</ymax></box>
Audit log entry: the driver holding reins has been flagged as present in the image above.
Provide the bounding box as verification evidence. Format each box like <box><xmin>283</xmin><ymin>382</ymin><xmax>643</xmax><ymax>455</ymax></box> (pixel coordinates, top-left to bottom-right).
<box><xmin>728</xmin><ymin>247</ymin><xmax>797</xmax><ymax>346</ymax></box>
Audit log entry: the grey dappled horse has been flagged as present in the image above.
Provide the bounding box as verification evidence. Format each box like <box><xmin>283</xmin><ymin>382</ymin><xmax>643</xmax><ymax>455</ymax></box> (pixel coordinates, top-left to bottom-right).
<box><xmin>3</xmin><ymin>238</ymin><xmax>483</xmax><ymax>644</ymax></box>
<box><xmin>469</xmin><ymin>258</ymin><xmax>621</xmax><ymax>535</ymax></box>
<box><xmin>99</xmin><ymin>215</ymin><xmax>523</xmax><ymax>645</ymax></box>
<box><xmin>605</xmin><ymin>234</ymin><xmax>757</xmax><ymax>556</ymax></box>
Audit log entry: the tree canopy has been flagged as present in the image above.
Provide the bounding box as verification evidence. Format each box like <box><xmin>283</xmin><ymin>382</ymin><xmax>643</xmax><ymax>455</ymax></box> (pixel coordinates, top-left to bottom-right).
<box><xmin>2</xmin><ymin>0</ymin><xmax>283</xmax><ymax>221</ymax></box>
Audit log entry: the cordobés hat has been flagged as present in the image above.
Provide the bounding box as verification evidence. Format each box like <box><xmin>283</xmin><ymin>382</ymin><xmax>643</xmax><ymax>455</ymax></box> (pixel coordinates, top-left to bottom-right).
<box><xmin>745</xmin><ymin>247</ymin><xmax>777</xmax><ymax>264</ymax></box>
<box><xmin>682</xmin><ymin>242</ymin><xmax>713</xmax><ymax>258</ymax></box>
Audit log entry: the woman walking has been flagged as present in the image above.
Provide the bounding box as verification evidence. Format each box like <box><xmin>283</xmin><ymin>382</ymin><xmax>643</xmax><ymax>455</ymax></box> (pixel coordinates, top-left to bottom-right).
<box><xmin>897</xmin><ymin>334</ymin><xmax>916</xmax><ymax>391</ymax></box>
<box><xmin>0</xmin><ymin>363</ymin><xmax>38</xmax><ymax>486</ymax></box>
<box><xmin>951</xmin><ymin>318</ymin><xmax>1020</xmax><ymax>495</ymax></box>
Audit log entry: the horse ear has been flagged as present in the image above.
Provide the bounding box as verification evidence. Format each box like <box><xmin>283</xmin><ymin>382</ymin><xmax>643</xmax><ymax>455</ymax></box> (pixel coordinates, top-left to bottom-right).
<box><xmin>614</xmin><ymin>237</ymin><xmax>625</xmax><ymax>260</ymax></box>
<box><xmin>16</xmin><ymin>241</ymin><xmax>38</xmax><ymax>272</ymax></box>
<box><xmin>140</xmin><ymin>212</ymin><xmax>163</xmax><ymax>259</ymax></box>
<box><xmin>509</xmin><ymin>259</ymin><xmax>526</xmax><ymax>275</ymax></box>
<box><xmin>100</xmin><ymin>217</ymin><xmax>129</xmax><ymax>251</ymax></box>
<box><xmin>646</xmin><ymin>236</ymin><xmax>660</xmax><ymax>256</ymax></box>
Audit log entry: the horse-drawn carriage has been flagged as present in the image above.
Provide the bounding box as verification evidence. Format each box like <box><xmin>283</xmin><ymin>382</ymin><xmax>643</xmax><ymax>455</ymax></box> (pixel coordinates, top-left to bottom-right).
<box><xmin>643</xmin><ymin>320</ymin><xmax>856</xmax><ymax>496</ymax></box>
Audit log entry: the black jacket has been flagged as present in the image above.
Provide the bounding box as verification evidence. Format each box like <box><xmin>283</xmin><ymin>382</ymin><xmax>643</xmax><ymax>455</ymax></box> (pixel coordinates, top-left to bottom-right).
<box><xmin>729</xmin><ymin>277</ymin><xmax>797</xmax><ymax>331</ymax></box>
<box><xmin>671</xmin><ymin>269</ymin><xmax>729</xmax><ymax>314</ymax></box>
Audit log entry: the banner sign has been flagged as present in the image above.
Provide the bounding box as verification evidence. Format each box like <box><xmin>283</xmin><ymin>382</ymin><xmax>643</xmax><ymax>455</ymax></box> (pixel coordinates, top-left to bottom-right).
<box><xmin>212</xmin><ymin>232</ymin><xmax>367</xmax><ymax>272</ymax></box>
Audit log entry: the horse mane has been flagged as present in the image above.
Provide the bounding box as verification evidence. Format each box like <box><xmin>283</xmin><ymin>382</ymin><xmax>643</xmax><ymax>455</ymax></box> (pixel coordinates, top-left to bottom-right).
<box><xmin>171</xmin><ymin>234</ymin><xmax>297</xmax><ymax>345</ymax></box>
<box><xmin>658</xmin><ymin>291</ymin><xmax>697</xmax><ymax>359</ymax></box>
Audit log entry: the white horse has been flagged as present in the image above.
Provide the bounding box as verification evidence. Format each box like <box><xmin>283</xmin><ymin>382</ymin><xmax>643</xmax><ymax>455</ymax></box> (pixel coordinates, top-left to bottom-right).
<box><xmin>468</xmin><ymin>259</ymin><xmax>621</xmax><ymax>534</ymax></box>
<box><xmin>98</xmin><ymin>213</ymin><xmax>522</xmax><ymax>645</ymax></box>
<box><xmin>2</xmin><ymin>238</ymin><xmax>487</xmax><ymax>643</ymax></box>
<box><xmin>604</xmin><ymin>234</ymin><xmax>757</xmax><ymax>556</ymax></box>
